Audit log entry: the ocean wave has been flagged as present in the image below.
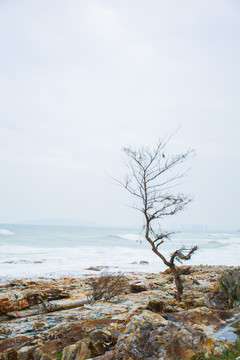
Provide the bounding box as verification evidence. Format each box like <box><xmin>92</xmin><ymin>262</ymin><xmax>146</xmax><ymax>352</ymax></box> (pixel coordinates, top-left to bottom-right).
<box><xmin>201</xmin><ymin>240</ymin><xmax>228</xmax><ymax>248</ymax></box>
<box><xmin>113</xmin><ymin>233</ymin><xmax>143</xmax><ymax>242</ymax></box>
<box><xmin>0</xmin><ymin>229</ymin><xmax>15</xmax><ymax>236</ymax></box>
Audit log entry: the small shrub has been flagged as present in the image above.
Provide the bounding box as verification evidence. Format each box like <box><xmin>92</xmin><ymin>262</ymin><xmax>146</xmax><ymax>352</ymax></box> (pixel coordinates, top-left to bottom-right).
<box><xmin>191</xmin><ymin>338</ymin><xmax>240</xmax><ymax>360</ymax></box>
<box><xmin>88</xmin><ymin>272</ymin><xmax>129</xmax><ymax>302</ymax></box>
<box><xmin>56</xmin><ymin>351</ymin><xmax>63</xmax><ymax>359</ymax></box>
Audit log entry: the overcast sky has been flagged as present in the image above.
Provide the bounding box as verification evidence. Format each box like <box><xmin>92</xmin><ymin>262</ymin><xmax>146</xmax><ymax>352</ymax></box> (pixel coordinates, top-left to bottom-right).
<box><xmin>0</xmin><ymin>0</ymin><xmax>239</xmax><ymax>230</ymax></box>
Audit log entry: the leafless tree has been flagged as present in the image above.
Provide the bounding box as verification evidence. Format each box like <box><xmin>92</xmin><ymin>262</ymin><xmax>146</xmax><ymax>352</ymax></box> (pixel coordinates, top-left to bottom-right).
<box><xmin>115</xmin><ymin>134</ymin><xmax>198</xmax><ymax>301</ymax></box>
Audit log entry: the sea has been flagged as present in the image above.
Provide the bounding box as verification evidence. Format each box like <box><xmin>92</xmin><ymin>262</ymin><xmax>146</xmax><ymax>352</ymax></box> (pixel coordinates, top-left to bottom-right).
<box><xmin>0</xmin><ymin>224</ymin><xmax>239</xmax><ymax>282</ymax></box>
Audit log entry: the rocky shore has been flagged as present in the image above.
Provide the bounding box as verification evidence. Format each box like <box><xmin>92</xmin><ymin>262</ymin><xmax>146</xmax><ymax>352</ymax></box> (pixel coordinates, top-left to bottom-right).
<box><xmin>0</xmin><ymin>265</ymin><xmax>239</xmax><ymax>360</ymax></box>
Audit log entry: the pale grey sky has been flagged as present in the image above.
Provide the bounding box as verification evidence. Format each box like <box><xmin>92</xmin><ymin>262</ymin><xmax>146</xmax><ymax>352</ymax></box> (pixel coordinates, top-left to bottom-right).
<box><xmin>0</xmin><ymin>0</ymin><xmax>239</xmax><ymax>230</ymax></box>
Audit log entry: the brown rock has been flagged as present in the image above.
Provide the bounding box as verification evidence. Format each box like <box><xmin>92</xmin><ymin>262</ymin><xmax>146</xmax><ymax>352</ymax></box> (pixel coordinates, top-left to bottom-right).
<box><xmin>0</xmin><ymin>287</ymin><xmax>70</xmax><ymax>316</ymax></box>
<box><xmin>0</xmin><ymin>266</ymin><xmax>239</xmax><ymax>360</ymax></box>
<box><xmin>0</xmin><ymin>336</ymin><xmax>32</xmax><ymax>353</ymax></box>
<box><xmin>62</xmin><ymin>343</ymin><xmax>77</xmax><ymax>360</ymax></box>
<box><xmin>0</xmin><ymin>298</ymin><xmax>17</xmax><ymax>316</ymax></box>
<box><xmin>147</xmin><ymin>299</ymin><xmax>166</xmax><ymax>313</ymax></box>
<box><xmin>218</xmin><ymin>268</ymin><xmax>240</xmax><ymax>307</ymax></box>
<box><xmin>91</xmin><ymin>350</ymin><xmax>116</xmax><ymax>360</ymax></box>
<box><xmin>86</xmin><ymin>267</ymin><xmax>102</xmax><ymax>271</ymax></box>
<box><xmin>17</xmin><ymin>345</ymin><xmax>36</xmax><ymax>360</ymax></box>
<box><xmin>2</xmin><ymin>348</ymin><xmax>18</xmax><ymax>360</ymax></box>
<box><xmin>115</xmin><ymin>310</ymin><xmax>207</xmax><ymax>360</ymax></box>
<box><xmin>130</xmin><ymin>282</ymin><xmax>148</xmax><ymax>293</ymax></box>
<box><xmin>76</xmin><ymin>340</ymin><xmax>92</xmax><ymax>360</ymax></box>
<box><xmin>161</xmin><ymin>307</ymin><xmax>233</xmax><ymax>328</ymax></box>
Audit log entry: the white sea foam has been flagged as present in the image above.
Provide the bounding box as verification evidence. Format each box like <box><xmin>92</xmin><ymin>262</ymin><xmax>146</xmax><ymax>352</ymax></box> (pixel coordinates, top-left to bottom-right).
<box><xmin>0</xmin><ymin>225</ymin><xmax>239</xmax><ymax>281</ymax></box>
<box><xmin>114</xmin><ymin>233</ymin><xmax>144</xmax><ymax>241</ymax></box>
<box><xmin>0</xmin><ymin>229</ymin><xmax>15</xmax><ymax>235</ymax></box>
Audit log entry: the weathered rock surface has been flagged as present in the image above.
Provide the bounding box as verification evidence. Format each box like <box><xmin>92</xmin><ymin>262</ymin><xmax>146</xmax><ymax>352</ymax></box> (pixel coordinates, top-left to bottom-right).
<box><xmin>0</xmin><ymin>265</ymin><xmax>239</xmax><ymax>360</ymax></box>
<box><xmin>219</xmin><ymin>268</ymin><xmax>240</xmax><ymax>307</ymax></box>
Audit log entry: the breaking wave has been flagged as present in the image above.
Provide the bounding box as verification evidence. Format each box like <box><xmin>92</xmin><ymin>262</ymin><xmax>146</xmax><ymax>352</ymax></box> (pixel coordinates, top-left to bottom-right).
<box><xmin>0</xmin><ymin>229</ymin><xmax>15</xmax><ymax>236</ymax></box>
<box><xmin>201</xmin><ymin>240</ymin><xmax>229</xmax><ymax>248</ymax></box>
<box><xmin>113</xmin><ymin>233</ymin><xmax>143</xmax><ymax>241</ymax></box>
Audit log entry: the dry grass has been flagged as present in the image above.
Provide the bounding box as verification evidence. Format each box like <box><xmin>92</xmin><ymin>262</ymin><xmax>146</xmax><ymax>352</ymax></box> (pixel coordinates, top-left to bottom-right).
<box><xmin>88</xmin><ymin>272</ymin><xmax>129</xmax><ymax>302</ymax></box>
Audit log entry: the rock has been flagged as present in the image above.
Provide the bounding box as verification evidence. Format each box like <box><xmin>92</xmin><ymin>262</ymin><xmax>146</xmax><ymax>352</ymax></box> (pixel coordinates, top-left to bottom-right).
<box><xmin>2</xmin><ymin>348</ymin><xmax>18</xmax><ymax>360</ymax></box>
<box><xmin>0</xmin><ymin>298</ymin><xmax>16</xmax><ymax>316</ymax></box>
<box><xmin>231</xmin><ymin>319</ymin><xmax>240</xmax><ymax>335</ymax></box>
<box><xmin>0</xmin><ymin>336</ymin><xmax>32</xmax><ymax>353</ymax></box>
<box><xmin>76</xmin><ymin>340</ymin><xmax>93</xmax><ymax>360</ymax></box>
<box><xmin>62</xmin><ymin>332</ymin><xmax>111</xmax><ymax>360</ymax></box>
<box><xmin>85</xmin><ymin>267</ymin><xmax>102</xmax><ymax>271</ymax></box>
<box><xmin>139</xmin><ymin>261</ymin><xmax>149</xmax><ymax>265</ymax></box>
<box><xmin>85</xmin><ymin>266</ymin><xmax>110</xmax><ymax>272</ymax></box>
<box><xmin>115</xmin><ymin>310</ymin><xmax>207</xmax><ymax>360</ymax></box>
<box><xmin>90</xmin><ymin>350</ymin><xmax>116</xmax><ymax>359</ymax></box>
<box><xmin>44</xmin><ymin>298</ymin><xmax>87</xmax><ymax>312</ymax></box>
<box><xmin>0</xmin><ymin>287</ymin><xmax>70</xmax><ymax>316</ymax></box>
<box><xmin>62</xmin><ymin>343</ymin><xmax>77</xmax><ymax>360</ymax></box>
<box><xmin>163</xmin><ymin>325</ymin><xmax>207</xmax><ymax>360</ymax></box>
<box><xmin>218</xmin><ymin>268</ymin><xmax>240</xmax><ymax>307</ymax></box>
<box><xmin>130</xmin><ymin>282</ymin><xmax>148</xmax><ymax>293</ymax></box>
<box><xmin>17</xmin><ymin>345</ymin><xmax>36</xmax><ymax>360</ymax></box>
<box><xmin>116</xmin><ymin>310</ymin><xmax>167</xmax><ymax>359</ymax></box>
<box><xmin>161</xmin><ymin>307</ymin><xmax>234</xmax><ymax>332</ymax></box>
<box><xmin>0</xmin><ymin>266</ymin><xmax>239</xmax><ymax>360</ymax></box>
<box><xmin>147</xmin><ymin>299</ymin><xmax>166</xmax><ymax>313</ymax></box>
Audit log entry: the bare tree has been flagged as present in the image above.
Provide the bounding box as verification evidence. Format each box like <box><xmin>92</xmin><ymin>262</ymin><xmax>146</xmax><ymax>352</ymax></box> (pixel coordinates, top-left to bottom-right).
<box><xmin>116</xmin><ymin>134</ymin><xmax>198</xmax><ymax>301</ymax></box>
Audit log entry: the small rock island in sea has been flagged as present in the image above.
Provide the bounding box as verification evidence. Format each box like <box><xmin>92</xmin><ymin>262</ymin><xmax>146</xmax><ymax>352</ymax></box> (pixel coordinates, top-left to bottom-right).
<box><xmin>0</xmin><ymin>265</ymin><xmax>239</xmax><ymax>360</ymax></box>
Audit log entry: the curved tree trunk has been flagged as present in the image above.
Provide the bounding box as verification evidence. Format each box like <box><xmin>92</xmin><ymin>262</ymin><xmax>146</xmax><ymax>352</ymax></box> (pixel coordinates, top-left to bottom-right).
<box><xmin>170</xmin><ymin>266</ymin><xmax>183</xmax><ymax>301</ymax></box>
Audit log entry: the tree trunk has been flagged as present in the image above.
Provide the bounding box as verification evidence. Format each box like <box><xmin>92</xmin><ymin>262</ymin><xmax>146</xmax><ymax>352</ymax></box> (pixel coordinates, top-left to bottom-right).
<box><xmin>171</xmin><ymin>266</ymin><xmax>183</xmax><ymax>301</ymax></box>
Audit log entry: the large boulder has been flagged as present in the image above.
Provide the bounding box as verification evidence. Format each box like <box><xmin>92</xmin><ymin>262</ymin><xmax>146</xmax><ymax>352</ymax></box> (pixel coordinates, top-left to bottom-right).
<box><xmin>218</xmin><ymin>268</ymin><xmax>240</xmax><ymax>307</ymax></box>
<box><xmin>62</xmin><ymin>330</ymin><xmax>112</xmax><ymax>360</ymax></box>
<box><xmin>115</xmin><ymin>310</ymin><xmax>209</xmax><ymax>360</ymax></box>
<box><xmin>0</xmin><ymin>288</ymin><xmax>70</xmax><ymax>316</ymax></box>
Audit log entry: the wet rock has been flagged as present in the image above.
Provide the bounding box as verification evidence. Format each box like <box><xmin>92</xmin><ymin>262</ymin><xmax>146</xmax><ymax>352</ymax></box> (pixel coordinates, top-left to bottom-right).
<box><xmin>86</xmin><ymin>267</ymin><xmax>102</xmax><ymax>271</ymax></box>
<box><xmin>161</xmin><ymin>307</ymin><xmax>233</xmax><ymax>329</ymax></box>
<box><xmin>230</xmin><ymin>319</ymin><xmax>240</xmax><ymax>335</ymax></box>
